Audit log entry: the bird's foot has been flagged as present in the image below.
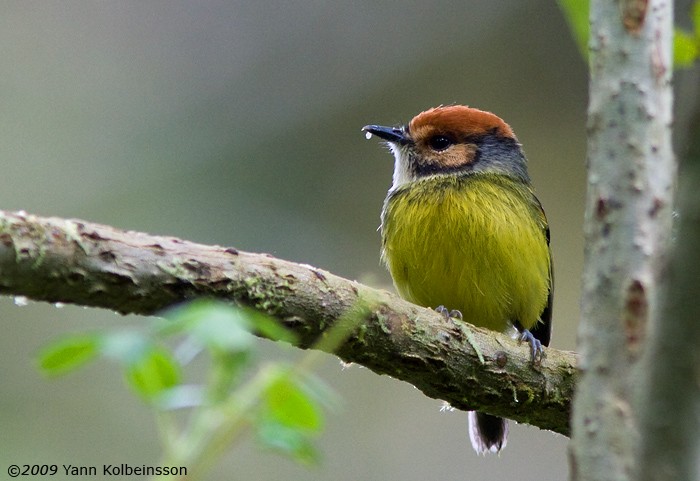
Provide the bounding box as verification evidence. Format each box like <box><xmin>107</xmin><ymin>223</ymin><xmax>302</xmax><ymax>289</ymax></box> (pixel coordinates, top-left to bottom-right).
<box><xmin>435</xmin><ymin>305</ymin><xmax>462</xmax><ymax>321</ymax></box>
<box><xmin>435</xmin><ymin>306</ymin><xmax>484</xmax><ymax>364</ymax></box>
<box><xmin>518</xmin><ymin>329</ymin><xmax>546</xmax><ymax>365</ymax></box>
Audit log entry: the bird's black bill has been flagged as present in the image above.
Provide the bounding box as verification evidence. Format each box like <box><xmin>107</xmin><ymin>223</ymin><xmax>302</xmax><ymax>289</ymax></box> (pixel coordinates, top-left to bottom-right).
<box><xmin>362</xmin><ymin>124</ymin><xmax>410</xmax><ymax>144</ymax></box>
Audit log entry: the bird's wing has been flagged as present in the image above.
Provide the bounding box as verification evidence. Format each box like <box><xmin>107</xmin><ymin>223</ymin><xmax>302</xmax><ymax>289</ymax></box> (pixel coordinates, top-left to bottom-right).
<box><xmin>528</xmin><ymin>195</ymin><xmax>553</xmax><ymax>347</ymax></box>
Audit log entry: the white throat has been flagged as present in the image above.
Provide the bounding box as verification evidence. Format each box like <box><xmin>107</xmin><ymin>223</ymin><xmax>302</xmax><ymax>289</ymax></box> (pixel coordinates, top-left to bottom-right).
<box><xmin>389</xmin><ymin>143</ymin><xmax>413</xmax><ymax>190</ymax></box>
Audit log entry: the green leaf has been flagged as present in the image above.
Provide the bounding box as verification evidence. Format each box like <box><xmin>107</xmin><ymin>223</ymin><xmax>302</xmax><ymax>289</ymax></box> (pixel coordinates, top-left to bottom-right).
<box><xmin>264</xmin><ymin>375</ymin><xmax>323</xmax><ymax>432</ymax></box>
<box><xmin>156</xmin><ymin>385</ymin><xmax>204</xmax><ymax>410</ymax></box>
<box><xmin>99</xmin><ymin>330</ymin><xmax>151</xmax><ymax>364</ymax></box>
<box><xmin>693</xmin><ymin>0</ymin><xmax>700</xmax><ymax>38</ymax></box>
<box><xmin>161</xmin><ymin>299</ymin><xmax>218</xmax><ymax>329</ymax></box>
<box><xmin>248</xmin><ymin>312</ymin><xmax>298</xmax><ymax>344</ymax></box>
<box><xmin>256</xmin><ymin>420</ymin><xmax>320</xmax><ymax>465</ymax></box>
<box><xmin>674</xmin><ymin>29</ymin><xmax>699</xmax><ymax>68</ymax></box>
<box><xmin>125</xmin><ymin>346</ymin><xmax>181</xmax><ymax>400</ymax></box>
<box><xmin>205</xmin><ymin>349</ymin><xmax>251</xmax><ymax>402</ymax></box>
<box><xmin>38</xmin><ymin>335</ymin><xmax>98</xmax><ymax>376</ymax></box>
<box><xmin>190</xmin><ymin>308</ymin><xmax>254</xmax><ymax>353</ymax></box>
<box><xmin>164</xmin><ymin>300</ymin><xmax>256</xmax><ymax>352</ymax></box>
<box><xmin>160</xmin><ymin>300</ymin><xmax>222</xmax><ymax>335</ymax></box>
<box><xmin>164</xmin><ymin>300</ymin><xmax>297</xmax><ymax>347</ymax></box>
<box><xmin>558</xmin><ymin>0</ymin><xmax>589</xmax><ymax>61</ymax></box>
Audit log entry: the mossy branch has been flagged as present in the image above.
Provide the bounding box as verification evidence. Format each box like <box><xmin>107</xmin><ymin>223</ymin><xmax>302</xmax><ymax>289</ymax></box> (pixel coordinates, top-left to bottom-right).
<box><xmin>0</xmin><ymin>209</ymin><xmax>576</xmax><ymax>436</ymax></box>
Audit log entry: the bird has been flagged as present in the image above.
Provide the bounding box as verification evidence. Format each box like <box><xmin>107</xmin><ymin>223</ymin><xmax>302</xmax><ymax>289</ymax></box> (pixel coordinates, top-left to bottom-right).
<box><xmin>362</xmin><ymin>105</ymin><xmax>552</xmax><ymax>455</ymax></box>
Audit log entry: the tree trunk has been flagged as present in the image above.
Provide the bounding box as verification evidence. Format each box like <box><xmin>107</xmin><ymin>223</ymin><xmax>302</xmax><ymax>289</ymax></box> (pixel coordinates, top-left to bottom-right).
<box><xmin>570</xmin><ymin>1</ymin><xmax>675</xmax><ymax>480</ymax></box>
<box><xmin>636</xmin><ymin>92</ymin><xmax>700</xmax><ymax>481</ymax></box>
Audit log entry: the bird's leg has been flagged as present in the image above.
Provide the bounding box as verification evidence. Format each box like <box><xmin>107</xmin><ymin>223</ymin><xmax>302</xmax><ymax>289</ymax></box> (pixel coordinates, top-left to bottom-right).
<box><xmin>516</xmin><ymin>328</ymin><xmax>546</xmax><ymax>366</ymax></box>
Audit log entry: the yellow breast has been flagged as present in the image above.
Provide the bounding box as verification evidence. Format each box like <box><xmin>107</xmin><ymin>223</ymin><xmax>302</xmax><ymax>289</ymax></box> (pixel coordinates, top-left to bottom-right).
<box><xmin>381</xmin><ymin>173</ymin><xmax>551</xmax><ymax>333</ymax></box>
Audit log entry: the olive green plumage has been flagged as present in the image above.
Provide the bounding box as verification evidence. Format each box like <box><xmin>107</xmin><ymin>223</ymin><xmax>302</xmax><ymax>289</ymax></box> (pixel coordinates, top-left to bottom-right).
<box><xmin>381</xmin><ymin>172</ymin><xmax>550</xmax><ymax>335</ymax></box>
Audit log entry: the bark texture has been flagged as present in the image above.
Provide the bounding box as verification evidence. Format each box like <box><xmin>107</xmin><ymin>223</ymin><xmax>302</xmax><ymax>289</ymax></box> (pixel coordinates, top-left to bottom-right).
<box><xmin>0</xmin><ymin>210</ymin><xmax>576</xmax><ymax>436</ymax></box>
<box><xmin>636</xmin><ymin>96</ymin><xmax>700</xmax><ymax>481</ymax></box>
<box><xmin>571</xmin><ymin>1</ymin><xmax>675</xmax><ymax>479</ymax></box>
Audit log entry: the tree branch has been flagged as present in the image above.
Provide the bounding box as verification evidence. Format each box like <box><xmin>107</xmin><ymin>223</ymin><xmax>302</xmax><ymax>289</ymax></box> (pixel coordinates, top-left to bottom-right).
<box><xmin>0</xmin><ymin>209</ymin><xmax>575</xmax><ymax>436</ymax></box>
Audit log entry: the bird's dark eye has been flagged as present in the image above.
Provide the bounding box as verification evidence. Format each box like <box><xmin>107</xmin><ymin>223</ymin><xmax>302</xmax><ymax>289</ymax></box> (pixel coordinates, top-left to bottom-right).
<box><xmin>427</xmin><ymin>135</ymin><xmax>452</xmax><ymax>151</ymax></box>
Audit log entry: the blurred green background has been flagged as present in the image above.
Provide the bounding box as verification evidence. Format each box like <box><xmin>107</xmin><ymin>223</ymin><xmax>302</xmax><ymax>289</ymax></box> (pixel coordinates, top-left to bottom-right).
<box><xmin>0</xmin><ymin>2</ymin><xmax>690</xmax><ymax>480</ymax></box>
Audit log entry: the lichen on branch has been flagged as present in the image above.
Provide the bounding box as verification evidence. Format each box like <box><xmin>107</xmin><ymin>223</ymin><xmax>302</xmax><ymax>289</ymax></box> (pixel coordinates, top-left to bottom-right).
<box><xmin>0</xmin><ymin>209</ymin><xmax>576</xmax><ymax>435</ymax></box>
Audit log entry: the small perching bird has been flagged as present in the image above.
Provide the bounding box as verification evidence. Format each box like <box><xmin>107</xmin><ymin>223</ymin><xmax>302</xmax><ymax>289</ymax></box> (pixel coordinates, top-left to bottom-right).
<box><xmin>363</xmin><ymin>105</ymin><xmax>553</xmax><ymax>454</ymax></box>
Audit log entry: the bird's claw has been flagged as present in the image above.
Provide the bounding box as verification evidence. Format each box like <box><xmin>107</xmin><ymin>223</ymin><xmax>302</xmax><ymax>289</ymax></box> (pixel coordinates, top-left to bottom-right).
<box><xmin>518</xmin><ymin>329</ymin><xmax>546</xmax><ymax>365</ymax></box>
<box><xmin>435</xmin><ymin>305</ymin><xmax>463</xmax><ymax>321</ymax></box>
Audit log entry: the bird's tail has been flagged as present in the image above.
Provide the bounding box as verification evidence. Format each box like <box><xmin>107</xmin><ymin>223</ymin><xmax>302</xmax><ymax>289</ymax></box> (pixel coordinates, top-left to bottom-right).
<box><xmin>468</xmin><ymin>411</ymin><xmax>509</xmax><ymax>455</ymax></box>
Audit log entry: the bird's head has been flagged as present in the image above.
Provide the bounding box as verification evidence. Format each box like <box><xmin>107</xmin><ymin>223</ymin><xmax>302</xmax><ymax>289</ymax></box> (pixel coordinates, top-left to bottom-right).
<box><xmin>363</xmin><ymin>105</ymin><xmax>529</xmax><ymax>189</ymax></box>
